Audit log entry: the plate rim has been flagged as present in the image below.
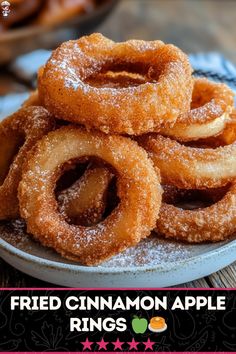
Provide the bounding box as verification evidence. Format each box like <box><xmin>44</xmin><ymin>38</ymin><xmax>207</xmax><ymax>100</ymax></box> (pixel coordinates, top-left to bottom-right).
<box><xmin>1</xmin><ymin>235</ymin><xmax>236</xmax><ymax>274</ymax></box>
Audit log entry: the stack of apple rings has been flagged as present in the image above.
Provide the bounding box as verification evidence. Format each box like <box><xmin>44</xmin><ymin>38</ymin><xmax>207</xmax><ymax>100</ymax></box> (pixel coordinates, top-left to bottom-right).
<box><xmin>1</xmin><ymin>33</ymin><xmax>236</xmax><ymax>266</ymax></box>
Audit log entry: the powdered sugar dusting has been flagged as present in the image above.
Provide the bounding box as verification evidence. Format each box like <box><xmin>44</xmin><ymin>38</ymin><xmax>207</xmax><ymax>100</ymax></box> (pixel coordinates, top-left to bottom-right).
<box><xmin>0</xmin><ymin>219</ymin><xmax>210</xmax><ymax>268</ymax></box>
<box><xmin>101</xmin><ymin>235</ymin><xmax>192</xmax><ymax>267</ymax></box>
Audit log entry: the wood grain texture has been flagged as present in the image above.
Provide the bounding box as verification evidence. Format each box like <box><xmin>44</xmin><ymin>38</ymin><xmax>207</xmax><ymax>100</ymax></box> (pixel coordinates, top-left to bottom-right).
<box><xmin>0</xmin><ymin>0</ymin><xmax>236</xmax><ymax>288</ymax></box>
<box><xmin>208</xmin><ymin>262</ymin><xmax>236</xmax><ymax>288</ymax></box>
<box><xmin>0</xmin><ymin>259</ymin><xmax>54</xmax><ymax>287</ymax></box>
<box><xmin>174</xmin><ymin>278</ymin><xmax>211</xmax><ymax>288</ymax></box>
<box><xmin>99</xmin><ymin>0</ymin><xmax>236</xmax><ymax>64</ymax></box>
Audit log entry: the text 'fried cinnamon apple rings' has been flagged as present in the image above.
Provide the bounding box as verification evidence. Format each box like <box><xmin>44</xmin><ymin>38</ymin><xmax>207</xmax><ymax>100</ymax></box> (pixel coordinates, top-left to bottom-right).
<box><xmin>0</xmin><ymin>106</ymin><xmax>54</xmax><ymax>220</ymax></box>
<box><xmin>140</xmin><ymin>132</ymin><xmax>236</xmax><ymax>189</ymax></box>
<box><xmin>38</xmin><ymin>33</ymin><xmax>193</xmax><ymax>135</ymax></box>
<box><xmin>18</xmin><ymin>127</ymin><xmax>162</xmax><ymax>265</ymax></box>
<box><xmin>58</xmin><ymin>166</ymin><xmax>113</xmax><ymax>226</ymax></box>
<box><xmin>155</xmin><ymin>183</ymin><xmax>236</xmax><ymax>242</ymax></box>
<box><xmin>159</xmin><ymin>78</ymin><xmax>234</xmax><ymax>141</ymax></box>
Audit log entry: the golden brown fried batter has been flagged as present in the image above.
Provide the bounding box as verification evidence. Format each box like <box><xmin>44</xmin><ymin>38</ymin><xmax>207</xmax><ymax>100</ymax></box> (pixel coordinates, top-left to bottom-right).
<box><xmin>19</xmin><ymin>126</ymin><xmax>162</xmax><ymax>265</ymax></box>
<box><xmin>0</xmin><ymin>106</ymin><xmax>54</xmax><ymax>219</ymax></box>
<box><xmin>38</xmin><ymin>33</ymin><xmax>193</xmax><ymax>135</ymax></box>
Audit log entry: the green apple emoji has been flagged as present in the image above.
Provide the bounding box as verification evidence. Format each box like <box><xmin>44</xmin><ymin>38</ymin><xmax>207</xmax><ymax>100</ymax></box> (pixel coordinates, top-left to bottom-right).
<box><xmin>131</xmin><ymin>315</ymin><xmax>148</xmax><ymax>334</ymax></box>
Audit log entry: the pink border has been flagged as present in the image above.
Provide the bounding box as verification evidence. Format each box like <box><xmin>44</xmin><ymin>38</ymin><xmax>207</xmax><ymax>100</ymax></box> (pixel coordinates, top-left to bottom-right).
<box><xmin>0</xmin><ymin>287</ymin><xmax>235</xmax><ymax>290</ymax></box>
<box><xmin>0</xmin><ymin>351</ymin><xmax>233</xmax><ymax>354</ymax></box>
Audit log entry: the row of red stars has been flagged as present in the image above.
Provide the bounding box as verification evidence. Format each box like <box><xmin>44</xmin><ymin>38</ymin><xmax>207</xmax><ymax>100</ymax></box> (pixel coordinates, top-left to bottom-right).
<box><xmin>81</xmin><ymin>337</ymin><xmax>155</xmax><ymax>350</ymax></box>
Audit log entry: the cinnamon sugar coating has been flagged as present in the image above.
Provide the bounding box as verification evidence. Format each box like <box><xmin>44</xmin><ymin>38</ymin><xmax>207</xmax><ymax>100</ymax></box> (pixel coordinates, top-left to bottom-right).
<box><xmin>0</xmin><ymin>106</ymin><xmax>54</xmax><ymax>219</ymax></box>
<box><xmin>18</xmin><ymin>126</ymin><xmax>162</xmax><ymax>265</ymax></box>
<box><xmin>38</xmin><ymin>33</ymin><xmax>193</xmax><ymax>135</ymax></box>
<box><xmin>140</xmin><ymin>133</ymin><xmax>236</xmax><ymax>189</ymax></box>
<box><xmin>58</xmin><ymin>166</ymin><xmax>113</xmax><ymax>226</ymax></box>
<box><xmin>159</xmin><ymin>78</ymin><xmax>234</xmax><ymax>141</ymax></box>
<box><xmin>156</xmin><ymin>183</ymin><xmax>236</xmax><ymax>242</ymax></box>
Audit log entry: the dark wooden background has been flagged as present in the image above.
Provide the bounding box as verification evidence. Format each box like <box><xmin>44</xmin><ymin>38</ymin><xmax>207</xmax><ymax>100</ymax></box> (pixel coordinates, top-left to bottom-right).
<box><xmin>0</xmin><ymin>0</ymin><xmax>236</xmax><ymax>287</ymax></box>
<box><xmin>99</xmin><ymin>0</ymin><xmax>236</xmax><ymax>64</ymax></box>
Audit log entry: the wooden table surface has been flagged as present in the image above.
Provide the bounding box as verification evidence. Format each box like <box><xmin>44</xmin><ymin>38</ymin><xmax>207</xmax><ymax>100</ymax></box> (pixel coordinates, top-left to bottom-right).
<box><xmin>0</xmin><ymin>0</ymin><xmax>236</xmax><ymax>288</ymax></box>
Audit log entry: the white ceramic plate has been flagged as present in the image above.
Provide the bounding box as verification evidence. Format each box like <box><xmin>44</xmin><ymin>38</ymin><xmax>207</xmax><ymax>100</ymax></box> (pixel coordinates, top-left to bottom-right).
<box><xmin>0</xmin><ymin>220</ymin><xmax>236</xmax><ymax>287</ymax></box>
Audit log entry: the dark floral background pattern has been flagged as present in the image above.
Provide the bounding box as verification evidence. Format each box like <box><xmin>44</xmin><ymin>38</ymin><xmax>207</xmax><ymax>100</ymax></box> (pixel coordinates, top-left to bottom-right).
<box><xmin>0</xmin><ymin>289</ymin><xmax>235</xmax><ymax>352</ymax></box>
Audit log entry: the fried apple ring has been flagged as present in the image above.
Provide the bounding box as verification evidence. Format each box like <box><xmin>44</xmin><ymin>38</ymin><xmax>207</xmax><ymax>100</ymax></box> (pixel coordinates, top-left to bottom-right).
<box><xmin>217</xmin><ymin>109</ymin><xmax>236</xmax><ymax>144</ymax></box>
<box><xmin>159</xmin><ymin>78</ymin><xmax>234</xmax><ymax>141</ymax></box>
<box><xmin>0</xmin><ymin>106</ymin><xmax>54</xmax><ymax>220</ymax></box>
<box><xmin>35</xmin><ymin>0</ymin><xmax>95</xmax><ymax>26</ymax></box>
<box><xmin>58</xmin><ymin>166</ymin><xmax>113</xmax><ymax>226</ymax></box>
<box><xmin>18</xmin><ymin>126</ymin><xmax>162</xmax><ymax>265</ymax></box>
<box><xmin>140</xmin><ymin>133</ymin><xmax>236</xmax><ymax>189</ymax></box>
<box><xmin>155</xmin><ymin>183</ymin><xmax>236</xmax><ymax>242</ymax></box>
<box><xmin>38</xmin><ymin>33</ymin><xmax>193</xmax><ymax>135</ymax></box>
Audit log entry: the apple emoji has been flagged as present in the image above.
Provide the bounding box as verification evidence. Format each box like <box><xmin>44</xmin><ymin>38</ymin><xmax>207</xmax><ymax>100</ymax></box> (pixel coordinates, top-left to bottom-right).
<box><xmin>131</xmin><ymin>315</ymin><xmax>148</xmax><ymax>334</ymax></box>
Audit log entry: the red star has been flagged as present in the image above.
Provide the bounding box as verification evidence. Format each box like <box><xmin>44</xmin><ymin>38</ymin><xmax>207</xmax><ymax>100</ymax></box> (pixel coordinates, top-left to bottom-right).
<box><xmin>97</xmin><ymin>338</ymin><xmax>109</xmax><ymax>350</ymax></box>
<box><xmin>143</xmin><ymin>337</ymin><xmax>155</xmax><ymax>350</ymax></box>
<box><xmin>81</xmin><ymin>338</ymin><xmax>93</xmax><ymax>350</ymax></box>
<box><xmin>112</xmin><ymin>338</ymin><xmax>124</xmax><ymax>350</ymax></box>
<box><xmin>127</xmin><ymin>338</ymin><xmax>139</xmax><ymax>350</ymax></box>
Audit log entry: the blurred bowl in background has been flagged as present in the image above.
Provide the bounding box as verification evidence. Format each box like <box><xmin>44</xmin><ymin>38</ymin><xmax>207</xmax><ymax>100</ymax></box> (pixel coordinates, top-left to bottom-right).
<box><xmin>0</xmin><ymin>0</ymin><xmax>118</xmax><ymax>65</ymax></box>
